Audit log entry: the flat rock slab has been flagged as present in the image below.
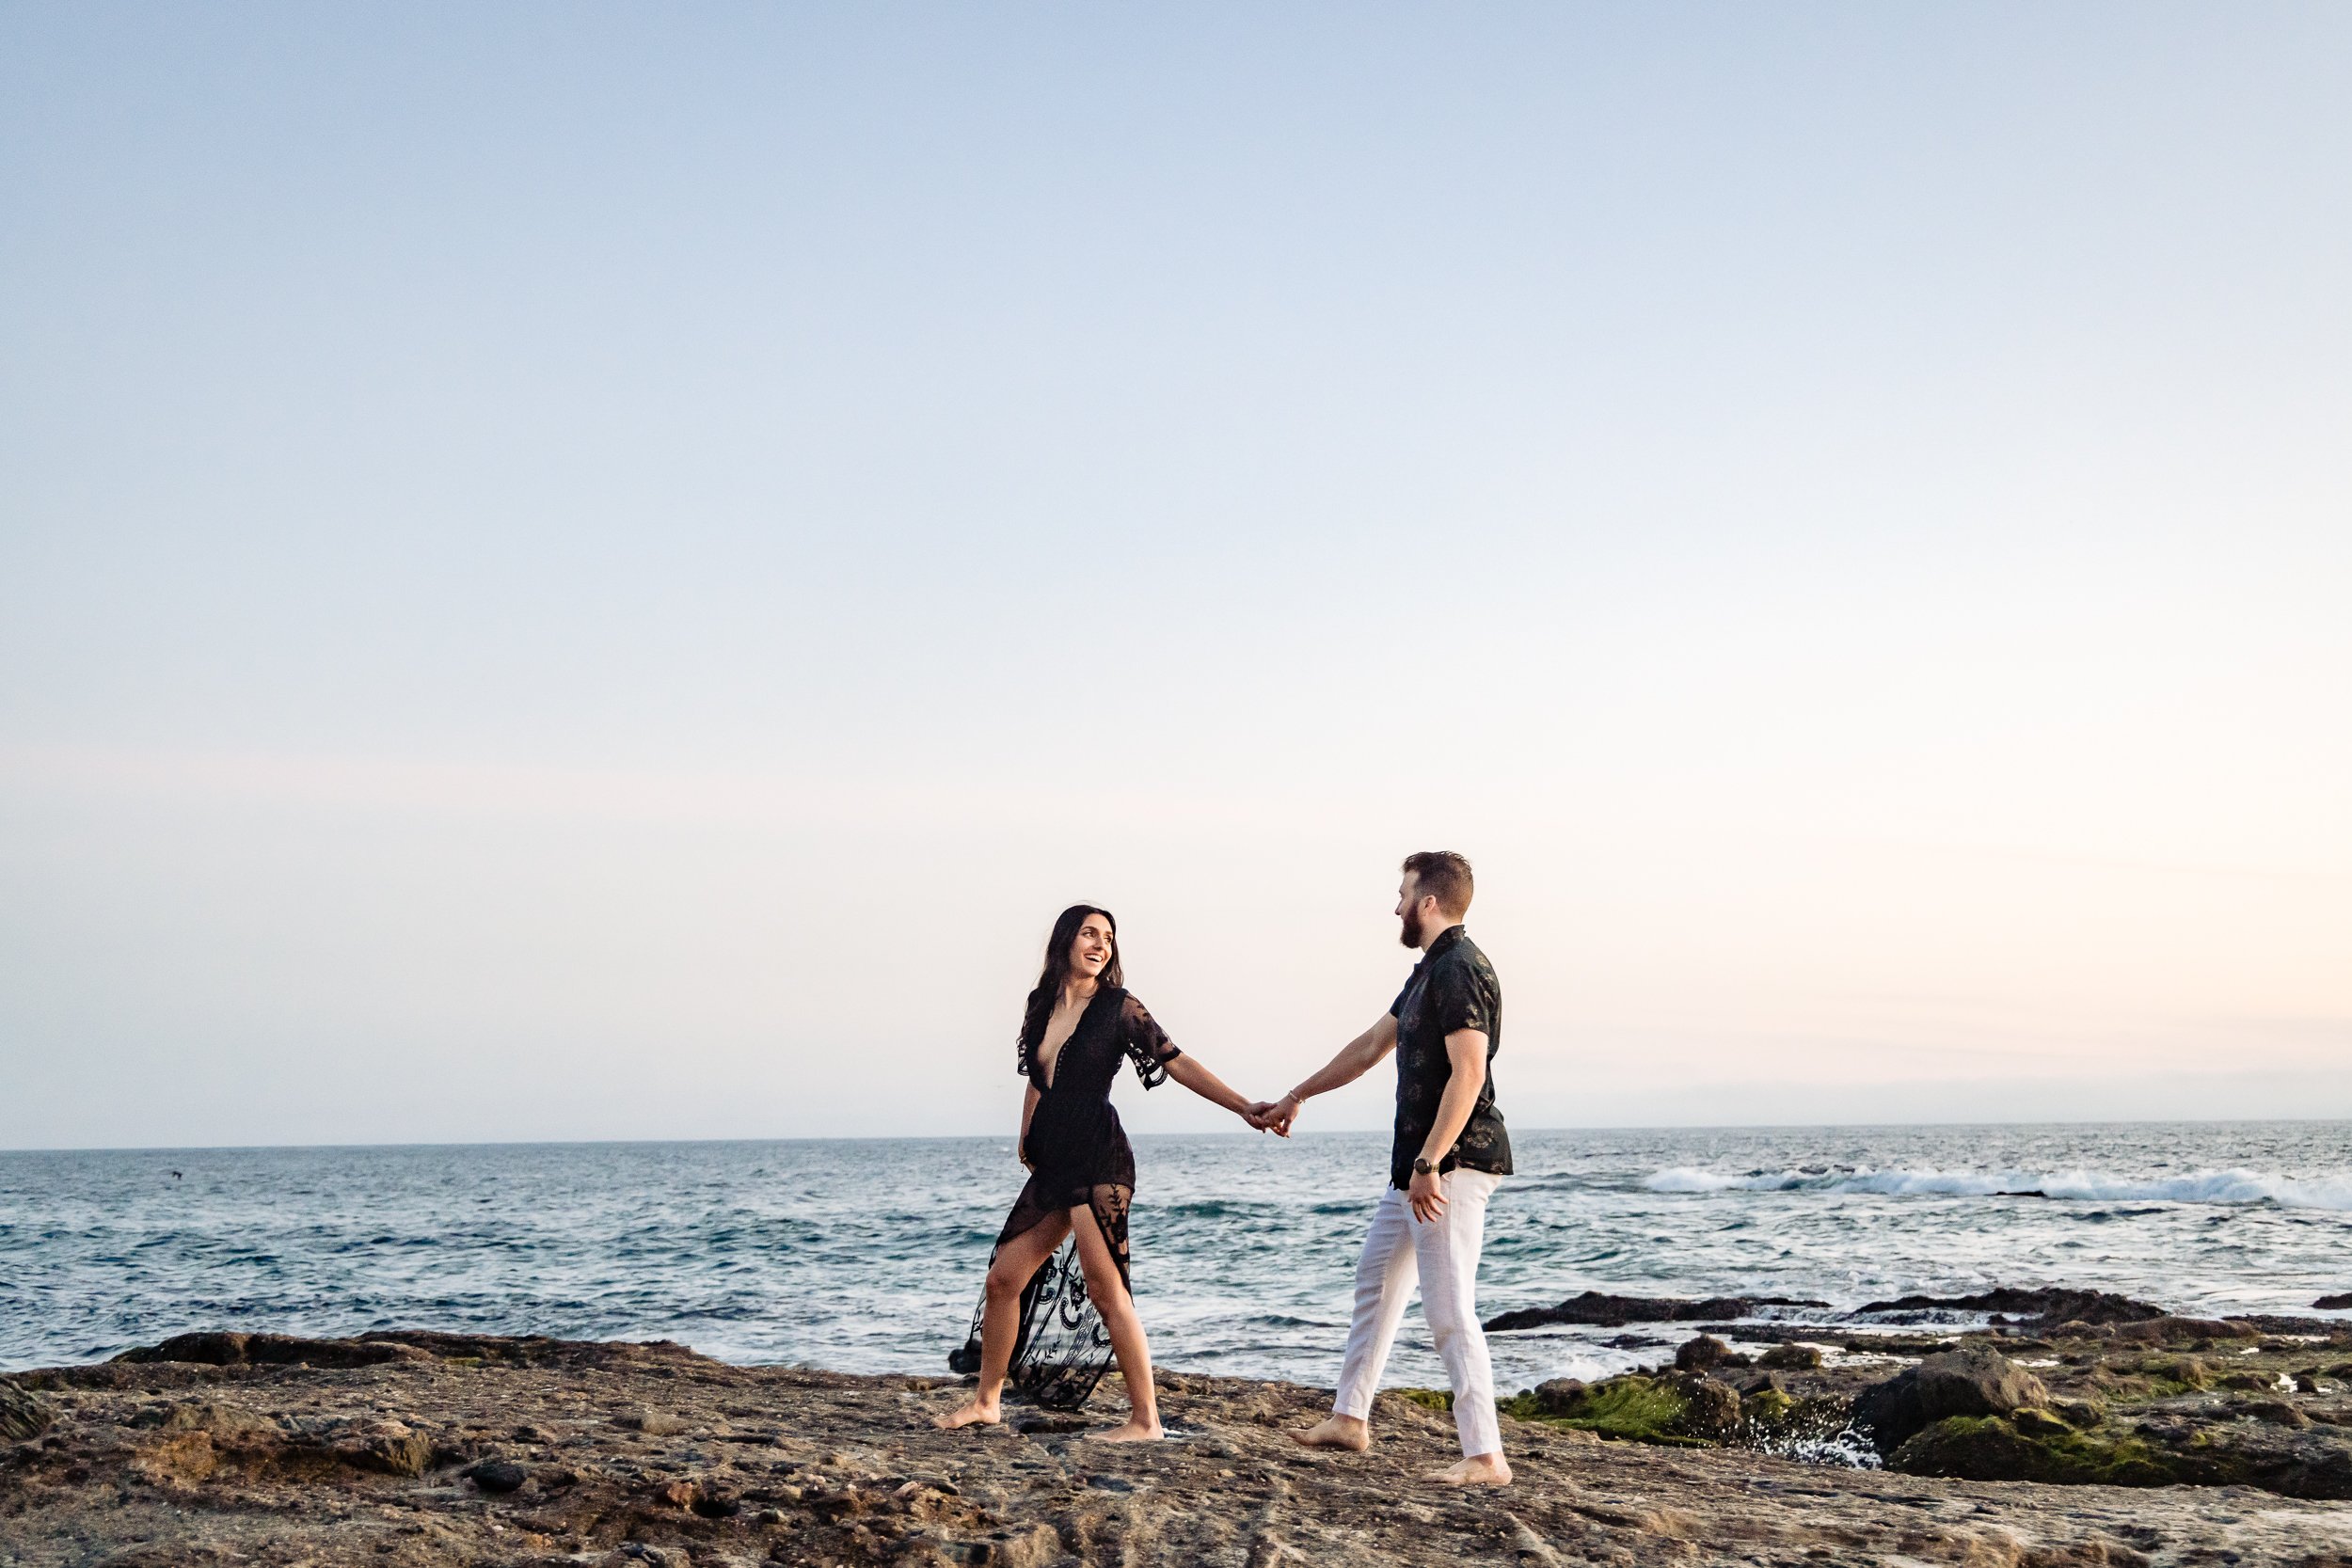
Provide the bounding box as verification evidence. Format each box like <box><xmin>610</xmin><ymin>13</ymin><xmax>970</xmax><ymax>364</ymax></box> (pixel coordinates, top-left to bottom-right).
<box><xmin>3</xmin><ymin>1333</ymin><xmax>2350</xmax><ymax>1566</ymax></box>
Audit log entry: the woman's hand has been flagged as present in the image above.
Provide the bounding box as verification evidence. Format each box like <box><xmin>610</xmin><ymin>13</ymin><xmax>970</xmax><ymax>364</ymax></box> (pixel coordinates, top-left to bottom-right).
<box><xmin>1247</xmin><ymin>1093</ymin><xmax>1300</xmax><ymax>1136</ymax></box>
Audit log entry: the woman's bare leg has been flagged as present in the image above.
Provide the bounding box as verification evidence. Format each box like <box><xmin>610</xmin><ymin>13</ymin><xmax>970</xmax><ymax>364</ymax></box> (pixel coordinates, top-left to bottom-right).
<box><xmin>1068</xmin><ymin>1204</ymin><xmax>1161</xmax><ymax>1441</ymax></box>
<box><xmin>933</xmin><ymin>1215</ymin><xmax>1071</xmax><ymax>1430</ymax></box>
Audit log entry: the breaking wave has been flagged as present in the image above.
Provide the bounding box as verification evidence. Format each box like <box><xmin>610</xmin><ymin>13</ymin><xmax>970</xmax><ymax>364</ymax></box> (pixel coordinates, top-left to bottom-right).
<box><xmin>1641</xmin><ymin>1165</ymin><xmax>2352</xmax><ymax>1212</ymax></box>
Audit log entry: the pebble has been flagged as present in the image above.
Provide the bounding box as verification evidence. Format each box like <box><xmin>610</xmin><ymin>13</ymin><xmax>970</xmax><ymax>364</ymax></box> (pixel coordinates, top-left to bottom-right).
<box><xmin>619</xmin><ymin>1409</ymin><xmax>691</xmax><ymax>1436</ymax></box>
<box><xmin>463</xmin><ymin>1459</ymin><xmax>529</xmax><ymax>1494</ymax></box>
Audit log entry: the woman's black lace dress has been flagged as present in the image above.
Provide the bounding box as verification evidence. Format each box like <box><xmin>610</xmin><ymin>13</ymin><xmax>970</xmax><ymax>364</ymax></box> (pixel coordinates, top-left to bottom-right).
<box><xmin>948</xmin><ymin>987</ymin><xmax>1181</xmax><ymax>1408</ymax></box>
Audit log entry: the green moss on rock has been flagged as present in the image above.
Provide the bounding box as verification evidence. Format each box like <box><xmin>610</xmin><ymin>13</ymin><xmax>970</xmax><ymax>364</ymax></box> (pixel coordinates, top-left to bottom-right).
<box><xmin>1499</xmin><ymin>1374</ymin><xmax>1711</xmax><ymax>1447</ymax></box>
<box><xmin>1891</xmin><ymin>1415</ymin><xmax>2181</xmax><ymax>1487</ymax></box>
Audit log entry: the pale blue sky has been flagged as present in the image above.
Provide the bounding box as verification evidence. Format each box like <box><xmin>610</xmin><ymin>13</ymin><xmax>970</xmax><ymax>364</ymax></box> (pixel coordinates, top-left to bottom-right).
<box><xmin>3</xmin><ymin>5</ymin><xmax>2348</xmax><ymax>1148</ymax></box>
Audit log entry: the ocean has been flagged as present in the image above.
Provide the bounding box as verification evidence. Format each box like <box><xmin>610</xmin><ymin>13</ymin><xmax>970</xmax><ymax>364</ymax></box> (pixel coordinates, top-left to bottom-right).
<box><xmin>6</xmin><ymin>1123</ymin><xmax>2349</xmax><ymax>1398</ymax></box>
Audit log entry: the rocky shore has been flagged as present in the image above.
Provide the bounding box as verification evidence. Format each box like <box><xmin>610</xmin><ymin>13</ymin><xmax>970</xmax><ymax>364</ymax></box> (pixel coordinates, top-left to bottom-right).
<box><xmin>1483</xmin><ymin>1286</ymin><xmax>2352</xmax><ymax>1498</ymax></box>
<box><xmin>4</xmin><ymin>1318</ymin><xmax>2352</xmax><ymax>1567</ymax></box>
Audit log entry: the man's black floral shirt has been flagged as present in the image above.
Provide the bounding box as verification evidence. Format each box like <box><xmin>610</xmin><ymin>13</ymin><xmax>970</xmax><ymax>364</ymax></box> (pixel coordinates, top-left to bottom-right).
<box><xmin>1387</xmin><ymin>924</ymin><xmax>1511</xmax><ymax>1191</ymax></box>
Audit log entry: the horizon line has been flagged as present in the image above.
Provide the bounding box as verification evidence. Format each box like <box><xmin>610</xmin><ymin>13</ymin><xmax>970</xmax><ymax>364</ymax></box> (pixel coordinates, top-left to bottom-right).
<box><xmin>5</xmin><ymin>1114</ymin><xmax>2349</xmax><ymax>1158</ymax></box>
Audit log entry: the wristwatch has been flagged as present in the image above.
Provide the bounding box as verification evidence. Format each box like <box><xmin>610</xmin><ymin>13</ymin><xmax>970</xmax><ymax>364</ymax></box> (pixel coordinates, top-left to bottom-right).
<box><xmin>1412</xmin><ymin>1156</ymin><xmax>1438</xmax><ymax>1177</ymax></box>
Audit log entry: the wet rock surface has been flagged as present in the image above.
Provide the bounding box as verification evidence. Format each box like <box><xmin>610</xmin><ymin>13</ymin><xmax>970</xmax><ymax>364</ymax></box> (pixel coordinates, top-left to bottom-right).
<box><xmin>1849</xmin><ymin>1288</ymin><xmax>2167</xmax><ymax>1327</ymax></box>
<box><xmin>1851</xmin><ymin>1344</ymin><xmax>2054</xmax><ymax>1451</ymax></box>
<box><xmin>1483</xmin><ymin>1291</ymin><xmax>1830</xmax><ymax>1330</ymax></box>
<box><xmin>4</xmin><ymin>1331</ymin><xmax>2351</xmax><ymax>1566</ymax></box>
<box><xmin>1504</xmin><ymin>1313</ymin><xmax>2352</xmax><ymax>1509</ymax></box>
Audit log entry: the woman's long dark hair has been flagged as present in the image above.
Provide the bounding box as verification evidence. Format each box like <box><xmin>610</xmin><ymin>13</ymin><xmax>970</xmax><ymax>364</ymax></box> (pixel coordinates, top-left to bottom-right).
<box><xmin>1020</xmin><ymin>904</ymin><xmax>1122</xmax><ymax>1053</ymax></box>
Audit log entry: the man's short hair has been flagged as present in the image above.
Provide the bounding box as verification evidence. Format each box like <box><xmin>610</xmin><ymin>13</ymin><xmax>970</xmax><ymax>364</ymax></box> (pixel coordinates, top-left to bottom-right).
<box><xmin>1401</xmin><ymin>851</ymin><xmax>1473</xmax><ymax>918</ymax></box>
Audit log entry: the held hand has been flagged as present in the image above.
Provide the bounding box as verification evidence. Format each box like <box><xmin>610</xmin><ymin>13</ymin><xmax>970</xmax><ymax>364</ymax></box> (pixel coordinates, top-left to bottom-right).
<box><xmin>1246</xmin><ymin>1095</ymin><xmax>1299</xmax><ymax>1137</ymax></box>
<box><xmin>1408</xmin><ymin>1167</ymin><xmax>1446</xmax><ymax>1223</ymax></box>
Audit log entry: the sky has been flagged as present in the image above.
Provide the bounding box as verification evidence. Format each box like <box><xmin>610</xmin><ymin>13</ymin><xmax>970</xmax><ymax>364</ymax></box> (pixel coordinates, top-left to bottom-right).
<box><xmin>2</xmin><ymin>4</ymin><xmax>2347</xmax><ymax>1149</ymax></box>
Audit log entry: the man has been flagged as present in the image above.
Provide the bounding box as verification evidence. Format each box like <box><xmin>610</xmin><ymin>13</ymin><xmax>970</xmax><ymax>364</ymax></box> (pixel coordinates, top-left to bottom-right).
<box><xmin>1249</xmin><ymin>850</ymin><xmax>1513</xmax><ymax>1487</ymax></box>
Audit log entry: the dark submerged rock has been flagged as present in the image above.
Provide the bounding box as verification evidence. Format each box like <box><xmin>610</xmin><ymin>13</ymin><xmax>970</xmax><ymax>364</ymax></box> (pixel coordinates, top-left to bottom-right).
<box><xmin>115</xmin><ymin>1332</ymin><xmax>429</xmax><ymax>1370</ymax></box>
<box><xmin>2113</xmin><ymin>1316</ymin><xmax>2250</xmax><ymax>1344</ymax></box>
<box><xmin>1485</xmin><ymin>1291</ymin><xmax>1829</xmax><ymax>1332</ymax></box>
<box><xmin>1850</xmin><ymin>1288</ymin><xmax>2163</xmax><ymax>1327</ymax></box>
<box><xmin>2313</xmin><ymin>1292</ymin><xmax>2352</xmax><ymax>1310</ymax></box>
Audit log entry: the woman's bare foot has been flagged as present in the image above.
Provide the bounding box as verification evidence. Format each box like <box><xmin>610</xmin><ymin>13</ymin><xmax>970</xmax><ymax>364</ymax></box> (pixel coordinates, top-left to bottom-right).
<box><xmin>931</xmin><ymin>1399</ymin><xmax>1002</xmax><ymax>1431</ymax></box>
<box><xmin>1085</xmin><ymin>1417</ymin><xmax>1164</xmax><ymax>1442</ymax></box>
<box><xmin>1287</xmin><ymin>1415</ymin><xmax>1371</xmax><ymax>1451</ymax></box>
<box><xmin>1428</xmin><ymin>1452</ymin><xmax>1512</xmax><ymax>1486</ymax></box>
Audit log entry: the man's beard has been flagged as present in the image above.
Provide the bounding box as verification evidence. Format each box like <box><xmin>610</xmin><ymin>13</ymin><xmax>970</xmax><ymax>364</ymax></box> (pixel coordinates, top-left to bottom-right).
<box><xmin>1399</xmin><ymin>908</ymin><xmax>1423</xmax><ymax>948</ymax></box>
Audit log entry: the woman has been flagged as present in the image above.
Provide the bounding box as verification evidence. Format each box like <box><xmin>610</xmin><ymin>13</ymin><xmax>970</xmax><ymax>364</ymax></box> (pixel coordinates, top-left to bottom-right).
<box><xmin>935</xmin><ymin>904</ymin><xmax>1260</xmax><ymax>1442</ymax></box>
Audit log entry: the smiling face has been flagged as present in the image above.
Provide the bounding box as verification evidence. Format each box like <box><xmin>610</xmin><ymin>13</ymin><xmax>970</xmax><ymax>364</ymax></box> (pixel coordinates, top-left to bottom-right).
<box><xmin>1069</xmin><ymin>912</ymin><xmax>1116</xmax><ymax>979</ymax></box>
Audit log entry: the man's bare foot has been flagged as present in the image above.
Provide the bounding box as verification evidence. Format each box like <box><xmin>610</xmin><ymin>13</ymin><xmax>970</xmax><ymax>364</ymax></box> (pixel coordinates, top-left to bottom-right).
<box><xmin>1428</xmin><ymin>1452</ymin><xmax>1512</xmax><ymax>1486</ymax></box>
<box><xmin>931</xmin><ymin>1400</ymin><xmax>1002</xmax><ymax>1431</ymax></box>
<box><xmin>1288</xmin><ymin>1415</ymin><xmax>1371</xmax><ymax>1452</ymax></box>
<box><xmin>1084</xmin><ymin>1417</ymin><xmax>1164</xmax><ymax>1442</ymax></box>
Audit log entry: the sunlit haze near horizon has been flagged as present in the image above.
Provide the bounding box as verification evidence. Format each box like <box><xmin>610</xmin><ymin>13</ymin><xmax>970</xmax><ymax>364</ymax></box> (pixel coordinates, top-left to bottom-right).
<box><xmin>4</xmin><ymin>5</ymin><xmax>2348</xmax><ymax>1149</ymax></box>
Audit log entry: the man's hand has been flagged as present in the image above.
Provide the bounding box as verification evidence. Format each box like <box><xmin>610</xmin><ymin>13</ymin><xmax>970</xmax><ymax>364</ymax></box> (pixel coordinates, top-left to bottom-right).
<box><xmin>1247</xmin><ymin>1094</ymin><xmax>1300</xmax><ymax>1136</ymax></box>
<box><xmin>1408</xmin><ymin>1166</ymin><xmax>1447</xmax><ymax>1223</ymax></box>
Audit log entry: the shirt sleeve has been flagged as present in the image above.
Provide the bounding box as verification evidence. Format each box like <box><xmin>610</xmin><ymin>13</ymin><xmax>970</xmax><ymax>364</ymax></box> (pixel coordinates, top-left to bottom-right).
<box><xmin>1015</xmin><ymin>1031</ymin><xmax>1032</xmax><ymax>1079</ymax></box>
<box><xmin>1422</xmin><ymin>956</ymin><xmax>1495</xmax><ymax>1041</ymax></box>
<box><xmin>1388</xmin><ymin>974</ymin><xmax>1415</xmax><ymax>1021</ymax></box>
<box><xmin>1120</xmin><ymin>992</ymin><xmax>1184</xmax><ymax>1089</ymax></box>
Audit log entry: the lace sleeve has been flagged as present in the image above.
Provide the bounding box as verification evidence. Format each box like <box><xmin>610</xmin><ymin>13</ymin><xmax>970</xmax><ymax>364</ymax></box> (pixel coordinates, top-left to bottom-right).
<box><xmin>1120</xmin><ymin>992</ymin><xmax>1183</xmax><ymax>1089</ymax></box>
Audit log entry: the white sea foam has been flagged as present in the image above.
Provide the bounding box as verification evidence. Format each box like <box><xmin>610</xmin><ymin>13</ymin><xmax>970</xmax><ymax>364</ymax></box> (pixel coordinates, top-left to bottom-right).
<box><xmin>1641</xmin><ymin>1164</ymin><xmax>2352</xmax><ymax>1212</ymax></box>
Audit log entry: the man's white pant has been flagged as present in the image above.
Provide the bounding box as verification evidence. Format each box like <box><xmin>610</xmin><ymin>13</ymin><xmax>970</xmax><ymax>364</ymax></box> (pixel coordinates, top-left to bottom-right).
<box><xmin>1331</xmin><ymin>1168</ymin><xmax>1503</xmax><ymax>1459</ymax></box>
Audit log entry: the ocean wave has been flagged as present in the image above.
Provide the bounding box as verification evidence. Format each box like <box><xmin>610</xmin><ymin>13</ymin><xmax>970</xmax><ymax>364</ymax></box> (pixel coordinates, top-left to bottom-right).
<box><xmin>1642</xmin><ymin>1165</ymin><xmax>2352</xmax><ymax>1212</ymax></box>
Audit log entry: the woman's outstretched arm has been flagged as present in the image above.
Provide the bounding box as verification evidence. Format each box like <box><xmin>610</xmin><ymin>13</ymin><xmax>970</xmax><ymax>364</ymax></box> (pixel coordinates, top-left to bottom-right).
<box><xmin>1160</xmin><ymin>1053</ymin><xmax>1256</xmax><ymax>1119</ymax></box>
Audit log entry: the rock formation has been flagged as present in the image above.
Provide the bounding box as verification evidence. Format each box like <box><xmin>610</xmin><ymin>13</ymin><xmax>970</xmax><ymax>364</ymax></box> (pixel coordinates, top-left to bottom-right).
<box><xmin>1483</xmin><ymin>1291</ymin><xmax>1830</xmax><ymax>1331</ymax></box>
<box><xmin>5</xmin><ymin>1324</ymin><xmax>2352</xmax><ymax>1565</ymax></box>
